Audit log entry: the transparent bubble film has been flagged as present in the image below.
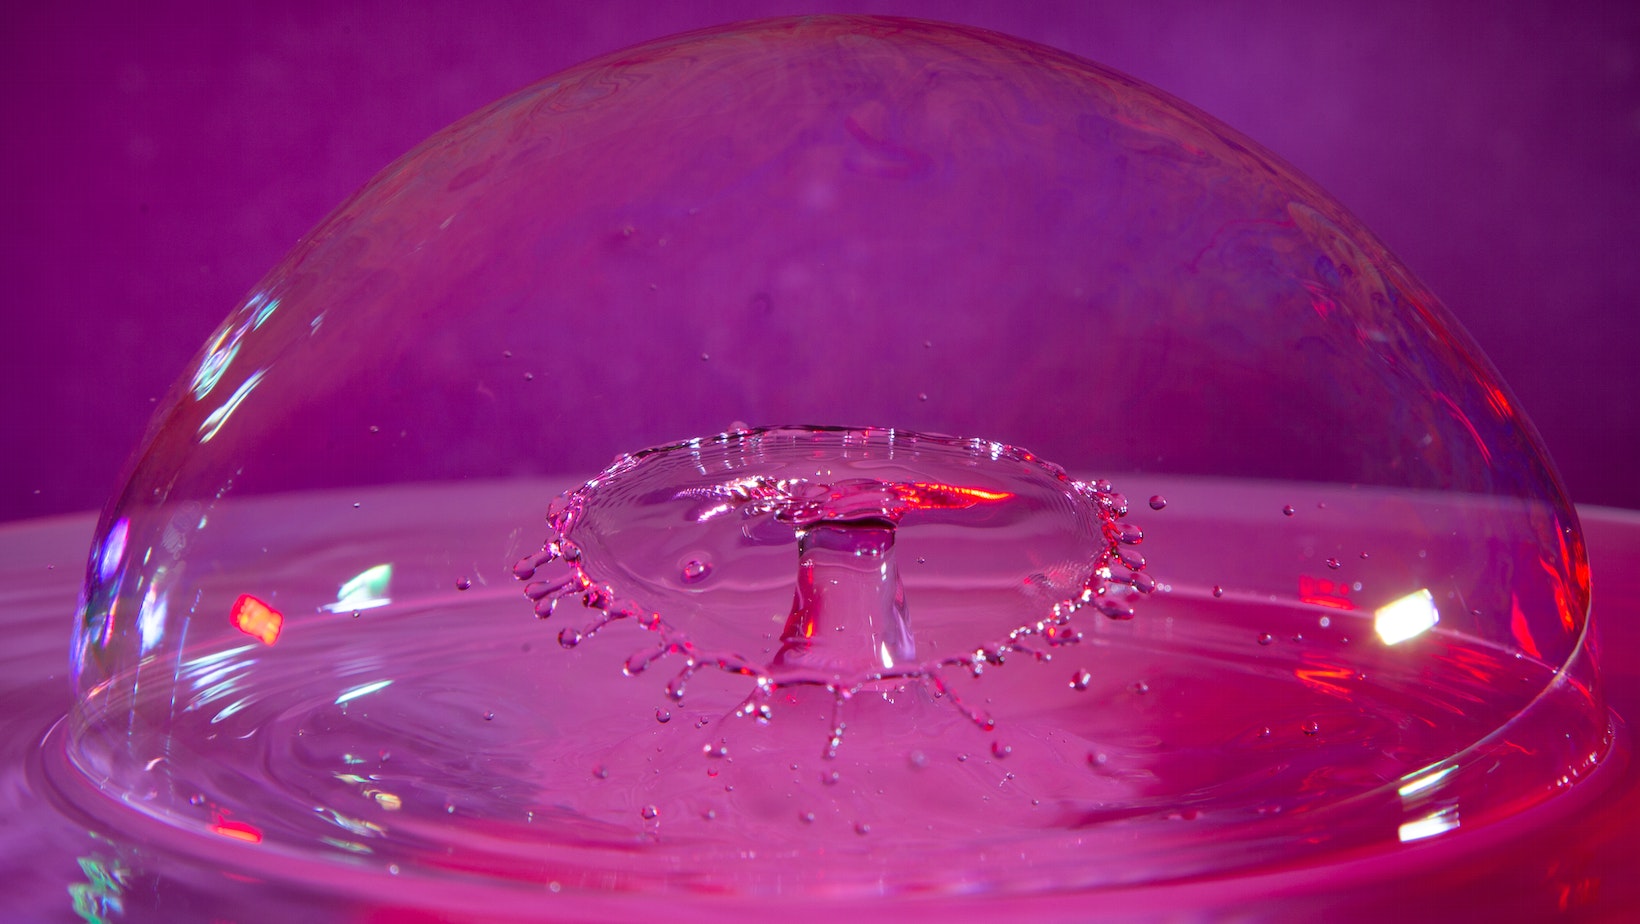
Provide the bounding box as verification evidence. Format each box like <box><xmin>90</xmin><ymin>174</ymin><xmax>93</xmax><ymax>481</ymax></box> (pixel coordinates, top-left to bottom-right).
<box><xmin>63</xmin><ymin>14</ymin><xmax>1606</xmax><ymax>907</ymax></box>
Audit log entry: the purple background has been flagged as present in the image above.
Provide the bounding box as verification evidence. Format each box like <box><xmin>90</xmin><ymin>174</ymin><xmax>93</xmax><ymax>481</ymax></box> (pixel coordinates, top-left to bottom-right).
<box><xmin>4</xmin><ymin>0</ymin><xmax>1637</xmax><ymax>521</ymax></box>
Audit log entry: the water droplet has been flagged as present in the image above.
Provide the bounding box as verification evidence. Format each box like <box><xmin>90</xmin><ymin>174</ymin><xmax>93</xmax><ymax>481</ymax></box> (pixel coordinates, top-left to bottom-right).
<box><xmin>483</xmin><ymin>711</ymin><xmax>495</xmax><ymax>721</ymax></box>
<box><xmin>907</xmin><ymin>751</ymin><xmax>928</xmax><ymax>770</ymax></box>
<box><xmin>1130</xmin><ymin>681</ymin><xmax>1150</xmax><ymax>695</ymax></box>
<box><xmin>1319</xmin><ymin>615</ymin><xmax>1331</xmax><ymax>628</ymax></box>
<box><xmin>917</xmin><ymin>392</ymin><xmax>929</xmax><ymax>402</ymax></box>
<box><xmin>854</xmin><ymin>821</ymin><xmax>871</xmax><ymax>836</ymax></box>
<box><xmin>699</xmin><ymin>352</ymin><xmax>710</xmax><ymax>361</ymax></box>
<box><xmin>1257</xmin><ymin>633</ymin><xmax>1274</xmax><ymax>646</ymax></box>
<box><xmin>1282</xmin><ymin>505</ymin><xmax>1296</xmax><ymax>517</ymax></box>
<box><xmin>1212</xmin><ymin>585</ymin><xmax>1225</xmax><ymax>598</ymax></box>
<box><xmin>800</xmin><ymin>811</ymin><xmax>815</xmax><ymax>824</ymax></box>
<box><xmin>821</xmin><ymin>769</ymin><xmax>840</xmax><ymax>785</ymax></box>
<box><xmin>557</xmin><ymin>628</ymin><xmax>582</xmax><ymax>649</ymax></box>
<box><xmin>655</xmin><ymin>708</ymin><xmax>671</xmax><ymax>724</ymax></box>
<box><xmin>1258</xmin><ymin>726</ymin><xmax>1272</xmax><ymax>738</ymax></box>
<box><xmin>957</xmin><ymin>753</ymin><xmax>969</xmax><ymax>763</ymax></box>
<box><xmin>680</xmin><ymin>559</ymin><xmax>711</xmax><ymax>583</ymax></box>
<box><xmin>641</xmin><ymin>804</ymin><xmax>659</xmax><ymax>820</ymax></box>
<box><xmin>593</xmin><ymin>765</ymin><xmax>609</xmax><ymax>779</ymax></box>
<box><xmin>1070</xmin><ymin>670</ymin><xmax>1092</xmax><ymax>691</ymax></box>
<box><xmin>1325</xmin><ymin>558</ymin><xmax>1341</xmax><ymax>570</ymax></box>
<box><xmin>703</xmin><ymin>740</ymin><xmax>729</xmax><ymax>759</ymax></box>
<box><xmin>455</xmin><ymin>576</ymin><xmax>472</xmax><ymax>591</ymax></box>
<box><xmin>523</xmin><ymin>371</ymin><xmax>535</xmax><ymax>381</ymax></box>
<box><xmin>1148</xmin><ymin>495</ymin><xmax>1167</xmax><ymax>511</ymax></box>
<box><xmin>1302</xmin><ymin>720</ymin><xmax>1320</xmax><ymax>736</ymax></box>
<box><xmin>501</xmin><ymin>350</ymin><xmax>512</xmax><ymax>358</ymax></box>
<box><xmin>1359</xmin><ymin>551</ymin><xmax>1370</xmax><ymax>560</ymax></box>
<box><xmin>991</xmin><ymin>741</ymin><xmax>1012</xmax><ymax>759</ymax></box>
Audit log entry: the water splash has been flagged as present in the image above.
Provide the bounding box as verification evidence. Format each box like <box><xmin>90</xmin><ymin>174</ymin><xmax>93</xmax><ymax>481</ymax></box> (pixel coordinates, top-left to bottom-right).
<box><xmin>514</xmin><ymin>426</ymin><xmax>1144</xmax><ymax>755</ymax></box>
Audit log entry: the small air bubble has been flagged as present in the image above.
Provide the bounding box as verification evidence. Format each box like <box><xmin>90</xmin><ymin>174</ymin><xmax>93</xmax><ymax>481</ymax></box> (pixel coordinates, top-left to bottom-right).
<box><xmin>455</xmin><ymin>576</ymin><xmax>472</xmax><ymax>591</ymax></box>
<box><xmin>1148</xmin><ymin>495</ymin><xmax>1167</xmax><ymax>511</ymax></box>
<box><xmin>1257</xmin><ymin>633</ymin><xmax>1274</xmax><ymax>646</ymax></box>
<box><xmin>655</xmin><ymin>708</ymin><xmax>671</xmax><ymax>724</ymax></box>
<box><xmin>907</xmin><ymin>751</ymin><xmax>928</xmax><ymax>769</ymax></box>
<box><xmin>1282</xmin><ymin>505</ymin><xmax>1296</xmax><ymax>517</ymax></box>
<box><xmin>641</xmin><ymin>805</ymin><xmax>658</xmax><ymax>820</ymax></box>
<box><xmin>1212</xmin><ymin>585</ymin><xmax>1225</xmax><ymax>598</ymax></box>
<box><xmin>991</xmin><ymin>741</ymin><xmax>1012</xmax><ymax>759</ymax></box>
<box><xmin>1302</xmin><ymin>720</ymin><xmax>1320</xmax><ymax>736</ymax></box>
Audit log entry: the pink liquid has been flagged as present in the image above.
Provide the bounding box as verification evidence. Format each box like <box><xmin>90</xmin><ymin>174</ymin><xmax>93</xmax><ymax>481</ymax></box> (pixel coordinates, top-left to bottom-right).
<box><xmin>47</xmin><ymin>440</ymin><xmax>1612</xmax><ymax>914</ymax></box>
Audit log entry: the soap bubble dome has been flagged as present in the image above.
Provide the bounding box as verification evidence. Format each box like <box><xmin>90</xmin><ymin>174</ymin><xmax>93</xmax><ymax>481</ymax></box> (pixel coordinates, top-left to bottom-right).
<box><xmin>60</xmin><ymin>15</ymin><xmax>1608</xmax><ymax>911</ymax></box>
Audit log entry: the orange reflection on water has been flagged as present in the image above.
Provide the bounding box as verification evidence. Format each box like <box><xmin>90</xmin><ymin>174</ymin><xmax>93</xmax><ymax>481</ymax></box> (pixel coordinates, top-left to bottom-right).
<box><xmin>210</xmin><ymin>817</ymin><xmax>263</xmax><ymax>844</ymax></box>
<box><xmin>898</xmin><ymin>482</ymin><xmax>1012</xmax><ymax>510</ymax></box>
<box><xmin>230</xmin><ymin>595</ymin><xmax>283</xmax><ymax>646</ymax></box>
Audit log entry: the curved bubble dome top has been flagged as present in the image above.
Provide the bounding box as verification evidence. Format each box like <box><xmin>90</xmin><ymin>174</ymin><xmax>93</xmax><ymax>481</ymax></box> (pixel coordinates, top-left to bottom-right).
<box><xmin>61</xmin><ymin>14</ymin><xmax>1609</xmax><ymax>914</ymax></box>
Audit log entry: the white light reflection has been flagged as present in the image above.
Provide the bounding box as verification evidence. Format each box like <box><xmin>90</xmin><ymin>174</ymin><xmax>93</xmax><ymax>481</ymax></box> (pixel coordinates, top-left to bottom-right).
<box><xmin>137</xmin><ymin>571</ymin><xmax>168</xmax><ymax>654</ymax></box>
<box><xmin>1398</xmin><ymin>806</ymin><xmax>1460</xmax><ymax>843</ymax></box>
<box><xmin>197</xmin><ymin>369</ymin><xmax>266</xmax><ymax>443</ymax></box>
<box><xmin>1397</xmin><ymin>764</ymin><xmax>1458</xmax><ymax>801</ymax></box>
<box><xmin>1374</xmin><ymin>588</ymin><xmax>1439</xmax><ymax>645</ymax></box>
<box><xmin>321</xmin><ymin>564</ymin><xmax>393</xmax><ymax>613</ymax></box>
<box><xmin>335</xmin><ymin>679</ymin><xmax>394</xmax><ymax>705</ymax></box>
<box><xmin>96</xmin><ymin>518</ymin><xmax>129</xmax><ymax>582</ymax></box>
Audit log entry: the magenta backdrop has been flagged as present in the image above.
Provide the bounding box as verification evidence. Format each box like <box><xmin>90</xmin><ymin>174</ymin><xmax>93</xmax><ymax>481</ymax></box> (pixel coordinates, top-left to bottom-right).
<box><xmin>4</xmin><ymin>0</ymin><xmax>1638</xmax><ymax>521</ymax></box>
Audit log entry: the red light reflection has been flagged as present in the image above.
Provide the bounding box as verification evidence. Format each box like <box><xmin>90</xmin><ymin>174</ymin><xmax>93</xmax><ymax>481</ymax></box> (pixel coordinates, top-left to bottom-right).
<box><xmin>1298</xmin><ymin>575</ymin><xmax>1356</xmax><ymax>611</ymax></box>
<box><xmin>210</xmin><ymin>817</ymin><xmax>263</xmax><ymax>844</ymax></box>
<box><xmin>230</xmin><ymin>594</ymin><xmax>283</xmax><ymax>645</ymax></box>
<box><xmin>898</xmin><ymin>483</ymin><xmax>1012</xmax><ymax>510</ymax></box>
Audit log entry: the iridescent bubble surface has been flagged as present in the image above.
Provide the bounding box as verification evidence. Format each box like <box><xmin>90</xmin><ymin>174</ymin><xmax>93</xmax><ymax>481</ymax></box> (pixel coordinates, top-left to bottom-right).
<box><xmin>59</xmin><ymin>14</ymin><xmax>1607</xmax><ymax>910</ymax></box>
